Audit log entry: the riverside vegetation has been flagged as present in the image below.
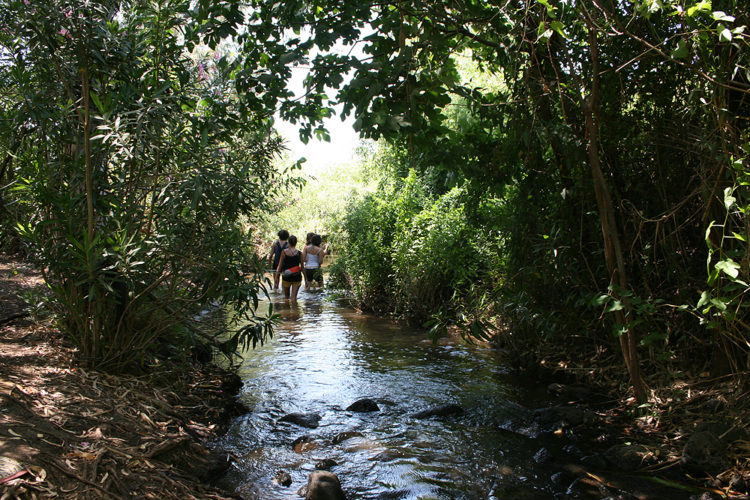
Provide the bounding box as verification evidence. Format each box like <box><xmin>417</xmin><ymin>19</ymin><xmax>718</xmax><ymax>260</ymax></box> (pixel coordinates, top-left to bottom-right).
<box><xmin>1</xmin><ymin>0</ymin><xmax>749</xmax><ymax>498</ymax></box>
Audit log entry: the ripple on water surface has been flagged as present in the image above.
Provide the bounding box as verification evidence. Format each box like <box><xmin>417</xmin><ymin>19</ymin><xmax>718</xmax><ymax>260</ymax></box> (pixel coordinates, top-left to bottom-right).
<box><xmin>216</xmin><ymin>290</ymin><xmax>559</xmax><ymax>499</ymax></box>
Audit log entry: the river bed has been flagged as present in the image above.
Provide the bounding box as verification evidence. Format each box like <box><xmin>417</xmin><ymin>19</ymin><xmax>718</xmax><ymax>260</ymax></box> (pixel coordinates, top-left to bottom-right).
<box><xmin>214</xmin><ymin>289</ymin><xmax>687</xmax><ymax>499</ymax></box>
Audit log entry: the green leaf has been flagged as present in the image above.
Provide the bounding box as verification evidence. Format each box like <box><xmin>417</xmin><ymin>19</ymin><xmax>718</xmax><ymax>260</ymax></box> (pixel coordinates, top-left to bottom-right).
<box><xmin>537</xmin><ymin>28</ymin><xmax>553</xmax><ymax>43</ymax></box>
<box><xmin>671</xmin><ymin>39</ymin><xmax>689</xmax><ymax>59</ymax></box>
<box><xmin>612</xmin><ymin>324</ymin><xmax>628</xmax><ymax>337</ymax></box>
<box><xmin>724</xmin><ymin>187</ymin><xmax>736</xmax><ymax>209</ymax></box>
<box><xmin>687</xmin><ymin>1</ymin><xmax>712</xmax><ymax>17</ymax></box>
<box><xmin>715</xmin><ymin>258</ymin><xmax>740</xmax><ymax>278</ymax></box>
<box><xmin>712</xmin><ymin>11</ymin><xmax>735</xmax><ymax>22</ymax></box>
<box><xmin>606</xmin><ymin>300</ymin><xmax>625</xmax><ymax>313</ymax></box>
<box><xmin>550</xmin><ymin>20</ymin><xmax>567</xmax><ymax>38</ymax></box>
<box><xmin>90</xmin><ymin>92</ymin><xmax>105</xmax><ymax>114</ymax></box>
<box><xmin>710</xmin><ymin>297</ymin><xmax>727</xmax><ymax>311</ymax></box>
<box><xmin>697</xmin><ymin>290</ymin><xmax>711</xmax><ymax>308</ymax></box>
<box><xmin>731</xmin><ymin>232</ymin><xmax>746</xmax><ymax>242</ymax></box>
<box><xmin>719</xmin><ymin>27</ymin><xmax>733</xmax><ymax>42</ymax></box>
<box><xmin>536</xmin><ymin>0</ymin><xmax>556</xmax><ymax>18</ymax></box>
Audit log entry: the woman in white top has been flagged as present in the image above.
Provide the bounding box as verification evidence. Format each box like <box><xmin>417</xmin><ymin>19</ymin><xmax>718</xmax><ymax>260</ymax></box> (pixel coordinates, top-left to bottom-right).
<box><xmin>301</xmin><ymin>234</ymin><xmax>326</xmax><ymax>290</ymax></box>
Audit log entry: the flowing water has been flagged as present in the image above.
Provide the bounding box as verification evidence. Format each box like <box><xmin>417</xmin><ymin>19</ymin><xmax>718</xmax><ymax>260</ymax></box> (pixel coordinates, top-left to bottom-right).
<box><xmin>214</xmin><ymin>288</ymin><xmax>587</xmax><ymax>499</ymax></box>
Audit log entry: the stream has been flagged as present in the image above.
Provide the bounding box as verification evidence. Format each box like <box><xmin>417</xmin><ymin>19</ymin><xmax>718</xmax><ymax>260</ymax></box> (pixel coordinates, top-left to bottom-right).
<box><xmin>213</xmin><ymin>289</ymin><xmax>674</xmax><ymax>499</ymax></box>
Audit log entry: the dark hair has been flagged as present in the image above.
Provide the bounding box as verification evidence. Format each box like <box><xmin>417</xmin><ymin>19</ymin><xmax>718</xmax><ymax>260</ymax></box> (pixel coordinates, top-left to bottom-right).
<box><xmin>288</xmin><ymin>235</ymin><xmax>297</xmax><ymax>246</ymax></box>
<box><xmin>278</xmin><ymin>229</ymin><xmax>289</xmax><ymax>240</ymax></box>
<box><xmin>311</xmin><ymin>234</ymin><xmax>322</xmax><ymax>246</ymax></box>
<box><xmin>306</xmin><ymin>232</ymin><xmax>314</xmax><ymax>244</ymax></box>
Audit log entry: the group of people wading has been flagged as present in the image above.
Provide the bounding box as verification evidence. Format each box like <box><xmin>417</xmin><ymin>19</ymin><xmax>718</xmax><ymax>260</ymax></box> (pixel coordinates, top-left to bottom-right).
<box><xmin>268</xmin><ymin>230</ymin><xmax>329</xmax><ymax>300</ymax></box>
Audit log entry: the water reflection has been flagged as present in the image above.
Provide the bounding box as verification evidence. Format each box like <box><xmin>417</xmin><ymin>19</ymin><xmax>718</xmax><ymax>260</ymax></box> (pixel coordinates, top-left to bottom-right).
<box><xmin>216</xmin><ymin>289</ymin><xmax>560</xmax><ymax>499</ymax></box>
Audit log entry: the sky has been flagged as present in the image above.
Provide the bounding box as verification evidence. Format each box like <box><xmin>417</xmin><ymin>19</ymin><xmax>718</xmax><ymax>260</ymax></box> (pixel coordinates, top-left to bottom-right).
<box><xmin>273</xmin><ymin>38</ymin><xmax>366</xmax><ymax>176</ymax></box>
<box><xmin>275</xmin><ymin>108</ymin><xmax>360</xmax><ymax>177</ymax></box>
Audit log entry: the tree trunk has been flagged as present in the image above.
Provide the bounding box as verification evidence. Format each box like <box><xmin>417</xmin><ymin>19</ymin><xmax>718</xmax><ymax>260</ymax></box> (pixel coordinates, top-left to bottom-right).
<box><xmin>583</xmin><ymin>18</ymin><xmax>648</xmax><ymax>403</ymax></box>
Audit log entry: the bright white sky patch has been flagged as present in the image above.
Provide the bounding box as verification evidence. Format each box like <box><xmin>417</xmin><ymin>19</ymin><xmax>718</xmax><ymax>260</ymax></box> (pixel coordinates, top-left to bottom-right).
<box><xmin>274</xmin><ymin>36</ymin><xmax>365</xmax><ymax>176</ymax></box>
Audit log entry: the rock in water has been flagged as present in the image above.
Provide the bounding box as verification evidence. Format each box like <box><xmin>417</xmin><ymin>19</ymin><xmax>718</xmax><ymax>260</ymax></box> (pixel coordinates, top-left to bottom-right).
<box><xmin>346</xmin><ymin>398</ymin><xmax>380</xmax><ymax>412</ymax></box>
<box><xmin>315</xmin><ymin>458</ymin><xmax>338</xmax><ymax>470</ymax></box>
<box><xmin>411</xmin><ymin>403</ymin><xmax>464</xmax><ymax>419</ymax></box>
<box><xmin>305</xmin><ymin>470</ymin><xmax>346</xmax><ymax>500</ymax></box>
<box><xmin>274</xmin><ymin>470</ymin><xmax>292</xmax><ymax>487</ymax></box>
<box><xmin>332</xmin><ymin>431</ymin><xmax>364</xmax><ymax>444</ymax></box>
<box><xmin>279</xmin><ymin>412</ymin><xmax>322</xmax><ymax>429</ymax></box>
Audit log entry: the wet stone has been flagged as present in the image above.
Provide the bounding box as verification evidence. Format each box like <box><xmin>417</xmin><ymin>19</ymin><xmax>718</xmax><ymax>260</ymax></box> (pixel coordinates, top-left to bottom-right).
<box><xmin>332</xmin><ymin>431</ymin><xmax>364</xmax><ymax>444</ymax></box>
<box><xmin>370</xmin><ymin>449</ymin><xmax>411</xmax><ymax>462</ymax></box>
<box><xmin>729</xmin><ymin>474</ymin><xmax>749</xmax><ymax>494</ymax></box>
<box><xmin>346</xmin><ymin>398</ymin><xmax>380</xmax><ymax>412</ymax></box>
<box><xmin>292</xmin><ymin>435</ymin><xmax>318</xmax><ymax>453</ymax></box>
<box><xmin>314</xmin><ymin>458</ymin><xmax>338</xmax><ymax>470</ymax></box>
<box><xmin>280</xmin><ymin>412</ymin><xmax>322</xmax><ymax>429</ymax></box>
<box><xmin>411</xmin><ymin>403</ymin><xmax>464</xmax><ymax>419</ymax></box>
<box><xmin>689</xmin><ymin>493</ymin><xmax>723</xmax><ymax>500</ymax></box>
<box><xmin>533</xmin><ymin>447</ymin><xmax>551</xmax><ymax>464</ymax></box>
<box><xmin>305</xmin><ymin>470</ymin><xmax>346</xmax><ymax>500</ymax></box>
<box><xmin>550</xmin><ymin>471</ymin><xmax>573</xmax><ymax>488</ymax></box>
<box><xmin>274</xmin><ymin>470</ymin><xmax>293</xmax><ymax>487</ymax></box>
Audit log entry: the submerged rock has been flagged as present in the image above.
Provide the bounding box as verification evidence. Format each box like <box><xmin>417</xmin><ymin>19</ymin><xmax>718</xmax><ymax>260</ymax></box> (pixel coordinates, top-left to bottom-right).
<box><xmin>292</xmin><ymin>435</ymin><xmax>318</xmax><ymax>453</ymax></box>
<box><xmin>280</xmin><ymin>412</ymin><xmax>322</xmax><ymax>429</ymax></box>
<box><xmin>681</xmin><ymin>431</ymin><xmax>729</xmax><ymax>475</ymax></box>
<box><xmin>305</xmin><ymin>470</ymin><xmax>346</xmax><ymax>500</ymax></box>
<box><xmin>370</xmin><ymin>449</ymin><xmax>411</xmax><ymax>462</ymax></box>
<box><xmin>411</xmin><ymin>403</ymin><xmax>464</xmax><ymax>419</ymax></box>
<box><xmin>332</xmin><ymin>431</ymin><xmax>364</xmax><ymax>444</ymax></box>
<box><xmin>346</xmin><ymin>398</ymin><xmax>380</xmax><ymax>412</ymax></box>
<box><xmin>274</xmin><ymin>470</ymin><xmax>293</xmax><ymax>487</ymax></box>
<box><xmin>314</xmin><ymin>458</ymin><xmax>338</xmax><ymax>470</ymax></box>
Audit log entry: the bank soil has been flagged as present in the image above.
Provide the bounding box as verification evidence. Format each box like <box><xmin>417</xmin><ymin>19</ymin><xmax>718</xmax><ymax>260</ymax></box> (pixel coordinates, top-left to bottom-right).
<box><xmin>0</xmin><ymin>254</ymin><xmax>244</xmax><ymax>499</ymax></box>
<box><xmin>513</xmin><ymin>341</ymin><xmax>750</xmax><ymax>499</ymax></box>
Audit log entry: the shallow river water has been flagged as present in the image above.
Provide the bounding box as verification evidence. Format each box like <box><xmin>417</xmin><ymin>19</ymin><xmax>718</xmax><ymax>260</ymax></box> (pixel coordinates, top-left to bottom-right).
<box><xmin>214</xmin><ymin>289</ymin><xmax>657</xmax><ymax>499</ymax></box>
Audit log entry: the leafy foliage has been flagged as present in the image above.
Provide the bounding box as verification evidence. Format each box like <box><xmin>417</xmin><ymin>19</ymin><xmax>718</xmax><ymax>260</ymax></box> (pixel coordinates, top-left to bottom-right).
<box><xmin>0</xmin><ymin>0</ymin><xmax>294</xmax><ymax>371</ymax></box>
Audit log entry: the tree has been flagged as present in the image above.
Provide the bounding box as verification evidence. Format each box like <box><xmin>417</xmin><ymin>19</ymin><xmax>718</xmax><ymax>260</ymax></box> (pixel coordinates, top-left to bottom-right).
<box><xmin>0</xmin><ymin>0</ymin><xmax>293</xmax><ymax>370</ymax></box>
<box><xmin>222</xmin><ymin>0</ymin><xmax>749</xmax><ymax>400</ymax></box>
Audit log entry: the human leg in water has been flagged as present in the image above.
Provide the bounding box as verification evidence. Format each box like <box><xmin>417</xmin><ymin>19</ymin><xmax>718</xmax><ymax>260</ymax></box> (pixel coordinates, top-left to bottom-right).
<box><xmin>290</xmin><ymin>282</ymin><xmax>301</xmax><ymax>301</ymax></box>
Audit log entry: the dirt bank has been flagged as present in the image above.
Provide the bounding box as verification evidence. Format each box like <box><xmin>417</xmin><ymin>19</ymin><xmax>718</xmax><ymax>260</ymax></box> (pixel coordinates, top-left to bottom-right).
<box><xmin>510</xmin><ymin>338</ymin><xmax>750</xmax><ymax>499</ymax></box>
<box><xmin>0</xmin><ymin>254</ymin><xmax>244</xmax><ymax>499</ymax></box>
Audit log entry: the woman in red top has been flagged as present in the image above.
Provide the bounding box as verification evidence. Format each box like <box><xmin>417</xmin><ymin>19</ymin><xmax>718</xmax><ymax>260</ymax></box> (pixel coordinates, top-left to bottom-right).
<box><xmin>276</xmin><ymin>235</ymin><xmax>303</xmax><ymax>301</ymax></box>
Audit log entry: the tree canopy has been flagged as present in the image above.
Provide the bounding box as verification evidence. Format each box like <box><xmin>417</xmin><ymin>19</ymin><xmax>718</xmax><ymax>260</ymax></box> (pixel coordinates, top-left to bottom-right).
<box><xmin>1</xmin><ymin>0</ymin><xmax>748</xmax><ymax>398</ymax></box>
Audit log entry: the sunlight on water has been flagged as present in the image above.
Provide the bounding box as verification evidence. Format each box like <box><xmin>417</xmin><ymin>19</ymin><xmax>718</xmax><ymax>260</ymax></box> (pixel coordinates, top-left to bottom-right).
<box><xmin>215</xmin><ymin>289</ymin><xmax>562</xmax><ymax>499</ymax></box>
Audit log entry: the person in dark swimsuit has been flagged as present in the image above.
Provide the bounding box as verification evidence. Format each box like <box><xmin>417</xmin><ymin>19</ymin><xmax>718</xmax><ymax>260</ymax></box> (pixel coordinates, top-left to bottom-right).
<box><xmin>269</xmin><ymin>229</ymin><xmax>289</xmax><ymax>290</ymax></box>
<box><xmin>276</xmin><ymin>235</ymin><xmax>303</xmax><ymax>300</ymax></box>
